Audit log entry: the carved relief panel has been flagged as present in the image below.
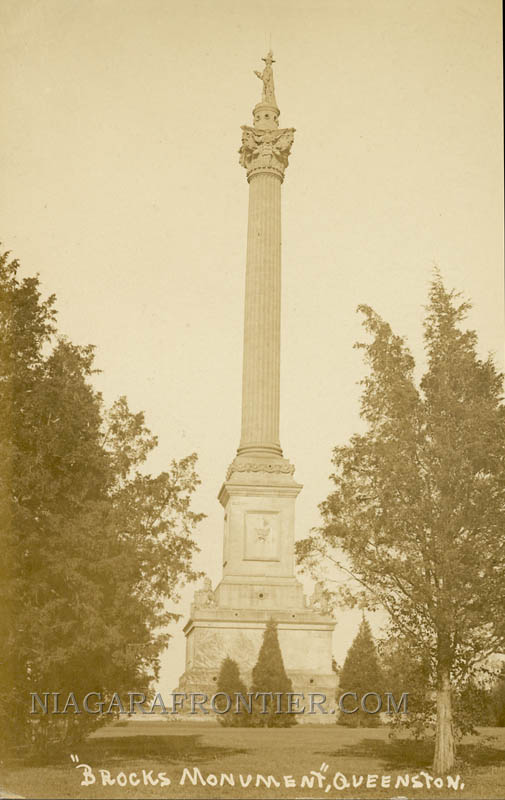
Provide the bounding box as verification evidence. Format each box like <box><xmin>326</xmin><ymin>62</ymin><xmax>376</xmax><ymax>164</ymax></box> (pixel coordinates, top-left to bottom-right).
<box><xmin>244</xmin><ymin>511</ymin><xmax>280</xmax><ymax>561</ymax></box>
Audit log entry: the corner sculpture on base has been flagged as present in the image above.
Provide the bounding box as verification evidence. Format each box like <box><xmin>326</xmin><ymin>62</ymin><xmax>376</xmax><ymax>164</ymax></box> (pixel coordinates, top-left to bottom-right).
<box><xmin>177</xmin><ymin>53</ymin><xmax>336</xmax><ymax>720</ymax></box>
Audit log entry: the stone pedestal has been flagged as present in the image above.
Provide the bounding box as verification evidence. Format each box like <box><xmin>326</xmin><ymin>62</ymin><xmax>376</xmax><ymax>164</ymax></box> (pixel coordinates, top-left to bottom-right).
<box><xmin>177</xmin><ymin>464</ymin><xmax>336</xmax><ymax>720</ymax></box>
<box><xmin>177</xmin><ymin>609</ymin><xmax>336</xmax><ymax>707</ymax></box>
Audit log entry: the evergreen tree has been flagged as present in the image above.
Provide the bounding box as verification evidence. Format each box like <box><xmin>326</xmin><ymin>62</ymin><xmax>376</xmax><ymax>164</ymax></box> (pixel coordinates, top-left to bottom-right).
<box><xmin>0</xmin><ymin>250</ymin><xmax>204</xmax><ymax>755</ymax></box>
<box><xmin>251</xmin><ymin>619</ymin><xmax>296</xmax><ymax>727</ymax></box>
<box><xmin>215</xmin><ymin>657</ymin><xmax>249</xmax><ymax>727</ymax></box>
<box><xmin>297</xmin><ymin>275</ymin><xmax>505</xmax><ymax>772</ymax></box>
<box><xmin>338</xmin><ymin>616</ymin><xmax>383</xmax><ymax>727</ymax></box>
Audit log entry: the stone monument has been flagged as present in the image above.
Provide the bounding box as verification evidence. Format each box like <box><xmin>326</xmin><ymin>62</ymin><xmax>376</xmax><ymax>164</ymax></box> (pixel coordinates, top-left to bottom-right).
<box><xmin>177</xmin><ymin>53</ymin><xmax>335</xmax><ymax>712</ymax></box>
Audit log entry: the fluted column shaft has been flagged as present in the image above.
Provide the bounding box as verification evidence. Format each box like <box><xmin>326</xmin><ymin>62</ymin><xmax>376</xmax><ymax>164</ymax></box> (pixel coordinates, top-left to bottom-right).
<box><xmin>238</xmin><ymin>171</ymin><xmax>283</xmax><ymax>457</ymax></box>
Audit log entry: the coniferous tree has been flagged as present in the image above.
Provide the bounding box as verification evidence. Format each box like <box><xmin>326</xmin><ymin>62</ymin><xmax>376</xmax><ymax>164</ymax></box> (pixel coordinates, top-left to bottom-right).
<box><xmin>338</xmin><ymin>616</ymin><xmax>383</xmax><ymax>727</ymax></box>
<box><xmin>0</xmin><ymin>250</ymin><xmax>204</xmax><ymax>755</ymax></box>
<box><xmin>250</xmin><ymin>619</ymin><xmax>296</xmax><ymax>727</ymax></box>
<box><xmin>215</xmin><ymin>657</ymin><xmax>249</xmax><ymax>727</ymax></box>
<box><xmin>297</xmin><ymin>275</ymin><xmax>505</xmax><ymax>772</ymax></box>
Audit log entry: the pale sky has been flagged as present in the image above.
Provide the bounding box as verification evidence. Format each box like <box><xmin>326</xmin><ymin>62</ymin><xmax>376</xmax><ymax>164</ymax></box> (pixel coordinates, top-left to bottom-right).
<box><xmin>1</xmin><ymin>0</ymin><xmax>503</xmax><ymax>693</ymax></box>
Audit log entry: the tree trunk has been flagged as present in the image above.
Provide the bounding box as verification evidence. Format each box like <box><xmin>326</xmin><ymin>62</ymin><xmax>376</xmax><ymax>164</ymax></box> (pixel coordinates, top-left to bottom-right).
<box><xmin>433</xmin><ymin>662</ymin><xmax>455</xmax><ymax>774</ymax></box>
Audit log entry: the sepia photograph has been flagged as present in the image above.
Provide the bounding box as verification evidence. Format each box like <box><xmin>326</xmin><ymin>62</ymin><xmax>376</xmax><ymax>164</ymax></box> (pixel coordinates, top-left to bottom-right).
<box><xmin>0</xmin><ymin>0</ymin><xmax>504</xmax><ymax>798</ymax></box>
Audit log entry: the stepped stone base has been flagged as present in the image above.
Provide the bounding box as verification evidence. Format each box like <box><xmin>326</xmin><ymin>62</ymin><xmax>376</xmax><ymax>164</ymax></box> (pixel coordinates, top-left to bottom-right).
<box><xmin>176</xmin><ymin>603</ymin><xmax>336</xmax><ymax>723</ymax></box>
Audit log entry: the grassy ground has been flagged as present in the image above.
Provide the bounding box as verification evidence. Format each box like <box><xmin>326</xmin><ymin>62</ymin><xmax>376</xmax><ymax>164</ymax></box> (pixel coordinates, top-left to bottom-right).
<box><xmin>1</xmin><ymin>721</ymin><xmax>505</xmax><ymax>800</ymax></box>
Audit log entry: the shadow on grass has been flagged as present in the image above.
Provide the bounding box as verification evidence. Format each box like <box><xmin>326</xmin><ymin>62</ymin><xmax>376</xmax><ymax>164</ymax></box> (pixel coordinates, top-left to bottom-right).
<box><xmin>321</xmin><ymin>737</ymin><xmax>433</xmax><ymax>769</ymax></box>
<box><xmin>458</xmin><ymin>740</ymin><xmax>505</xmax><ymax>768</ymax></box>
<box><xmin>8</xmin><ymin>733</ymin><xmax>247</xmax><ymax>768</ymax></box>
<box><xmin>321</xmin><ymin>736</ymin><xmax>505</xmax><ymax>771</ymax></box>
<box><xmin>81</xmin><ymin>733</ymin><xmax>246</xmax><ymax>766</ymax></box>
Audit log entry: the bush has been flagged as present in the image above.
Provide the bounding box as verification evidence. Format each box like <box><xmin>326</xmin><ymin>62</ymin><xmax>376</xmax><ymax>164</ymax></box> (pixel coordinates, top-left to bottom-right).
<box><xmin>250</xmin><ymin>619</ymin><xmax>296</xmax><ymax>728</ymax></box>
<box><xmin>215</xmin><ymin>657</ymin><xmax>250</xmax><ymax>727</ymax></box>
<box><xmin>338</xmin><ymin>616</ymin><xmax>383</xmax><ymax>728</ymax></box>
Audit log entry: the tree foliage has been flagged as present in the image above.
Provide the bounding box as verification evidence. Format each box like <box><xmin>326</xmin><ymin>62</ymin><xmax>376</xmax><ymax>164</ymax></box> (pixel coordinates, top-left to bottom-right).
<box><xmin>338</xmin><ymin>616</ymin><xmax>383</xmax><ymax>727</ymax></box>
<box><xmin>0</xmin><ymin>250</ymin><xmax>204</xmax><ymax>755</ymax></box>
<box><xmin>296</xmin><ymin>275</ymin><xmax>505</xmax><ymax>772</ymax></box>
<box><xmin>250</xmin><ymin>619</ymin><xmax>296</xmax><ymax>727</ymax></box>
<box><xmin>491</xmin><ymin>664</ymin><xmax>505</xmax><ymax>726</ymax></box>
<box><xmin>379</xmin><ymin>633</ymin><xmax>434</xmax><ymax>738</ymax></box>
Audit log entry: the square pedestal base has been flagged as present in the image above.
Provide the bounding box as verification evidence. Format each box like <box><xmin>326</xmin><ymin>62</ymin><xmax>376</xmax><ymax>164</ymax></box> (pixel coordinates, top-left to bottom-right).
<box><xmin>177</xmin><ymin>607</ymin><xmax>336</xmax><ymax>723</ymax></box>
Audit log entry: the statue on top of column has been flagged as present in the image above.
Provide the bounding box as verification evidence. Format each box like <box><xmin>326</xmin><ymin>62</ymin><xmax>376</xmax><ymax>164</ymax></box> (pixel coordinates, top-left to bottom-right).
<box><xmin>254</xmin><ymin>50</ymin><xmax>277</xmax><ymax>105</ymax></box>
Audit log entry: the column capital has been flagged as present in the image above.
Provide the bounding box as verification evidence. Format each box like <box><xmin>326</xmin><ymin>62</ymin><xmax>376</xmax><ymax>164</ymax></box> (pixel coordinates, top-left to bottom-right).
<box><xmin>239</xmin><ymin>126</ymin><xmax>295</xmax><ymax>182</ymax></box>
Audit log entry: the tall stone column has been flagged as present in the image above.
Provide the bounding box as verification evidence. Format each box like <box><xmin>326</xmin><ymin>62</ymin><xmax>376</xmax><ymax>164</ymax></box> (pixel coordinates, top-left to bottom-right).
<box><xmin>177</xmin><ymin>54</ymin><xmax>335</xmax><ymax>715</ymax></box>
<box><xmin>217</xmin><ymin>53</ymin><xmax>301</xmax><ymax>590</ymax></box>
<box><xmin>239</xmin><ymin>172</ymin><xmax>282</xmax><ymax>457</ymax></box>
<box><xmin>235</xmin><ymin>56</ymin><xmax>295</xmax><ymax>464</ymax></box>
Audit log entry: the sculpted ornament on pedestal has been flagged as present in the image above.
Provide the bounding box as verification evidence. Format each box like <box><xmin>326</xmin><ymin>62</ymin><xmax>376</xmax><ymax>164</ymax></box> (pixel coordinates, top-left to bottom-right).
<box><xmin>255</xmin><ymin>517</ymin><xmax>271</xmax><ymax>543</ymax></box>
<box><xmin>310</xmin><ymin>581</ymin><xmax>331</xmax><ymax>614</ymax></box>
<box><xmin>193</xmin><ymin>577</ymin><xmax>216</xmax><ymax>609</ymax></box>
<box><xmin>239</xmin><ymin>126</ymin><xmax>296</xmax><ymax>180</ymax></box>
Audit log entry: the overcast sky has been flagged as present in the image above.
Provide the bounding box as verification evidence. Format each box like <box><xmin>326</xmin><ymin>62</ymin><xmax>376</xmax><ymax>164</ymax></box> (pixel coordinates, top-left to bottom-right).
<box><xmin>1</xmin><ymin>0</ymin><xmax>503</xmax><ymax>692</ymax></box>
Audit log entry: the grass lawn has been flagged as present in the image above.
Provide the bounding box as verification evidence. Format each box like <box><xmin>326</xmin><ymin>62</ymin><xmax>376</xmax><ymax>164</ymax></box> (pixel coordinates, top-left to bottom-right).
<box><xmin>1</xmin><ymin>721</ymin><xmax>505</xmax><ymax>800</ymax></box>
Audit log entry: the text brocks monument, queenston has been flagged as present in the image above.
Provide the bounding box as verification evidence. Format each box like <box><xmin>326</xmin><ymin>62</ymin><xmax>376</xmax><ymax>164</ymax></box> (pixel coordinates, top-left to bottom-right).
<box><xmin>177</xmin><ymin>53</ymin><xmax>336</xmax><ymax>715</ymax></box>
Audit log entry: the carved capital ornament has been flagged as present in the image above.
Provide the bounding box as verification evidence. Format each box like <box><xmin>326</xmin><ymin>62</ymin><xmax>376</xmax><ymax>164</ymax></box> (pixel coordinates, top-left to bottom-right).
<box><xmin>239</xmin><ymin>126</ymin><xmax>296</xmax><ymax>181</ymax></box>
<box><xmin>239</xmin><ymin>51</ymin><xmax>295</xmax><ymax>181</ymax></box>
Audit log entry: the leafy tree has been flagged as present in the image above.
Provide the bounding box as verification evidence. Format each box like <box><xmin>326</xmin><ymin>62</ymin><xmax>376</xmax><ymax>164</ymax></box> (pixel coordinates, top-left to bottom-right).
<box><xmin>338</xmin><ymin>616</ymin><xmax>383</xmax><ymax>727</ymax></box>
<box><xmin>296</xmin><ymin>276</ymin><xmax>505</xmax><ymax>773</ymax></box>
<box><xmin>250</xmin><ymin>619</ymin><xmax>296</xmax><ymax>727</ymax></box>
<box><xmin>491</xmin><ymin>664</ymin><xmax>505</xmax><ymax>726</ymax></box>
<box><xmin>381</xmin><ymin>633</ymin><xmax>496</xmax><ymax>737</ymax></box>
<box><xmin>215</xmin><ymin>657</ymin><xmax>249</xmax><ymax>727</ymax></box>
<box><xmin>379</xmin><ymin>632</ymin><xmax>434</xmax><ymax>738</ymax></box>
<box><xmin>0</xmin><ymin>250</ymin><xmax>204</xmax><ymax>755</ymax></box>
<box><xmin>456</xmin><ymin>675</ymin><xmax>495</xmax><ymax>729</ymax></box>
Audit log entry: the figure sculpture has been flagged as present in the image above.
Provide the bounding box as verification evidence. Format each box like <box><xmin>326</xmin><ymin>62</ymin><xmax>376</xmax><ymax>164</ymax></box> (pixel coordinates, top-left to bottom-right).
<box><xmin>254</xmin><ymin>50</ymin><xmax>277</xmax><ymax>105</ymax></box>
